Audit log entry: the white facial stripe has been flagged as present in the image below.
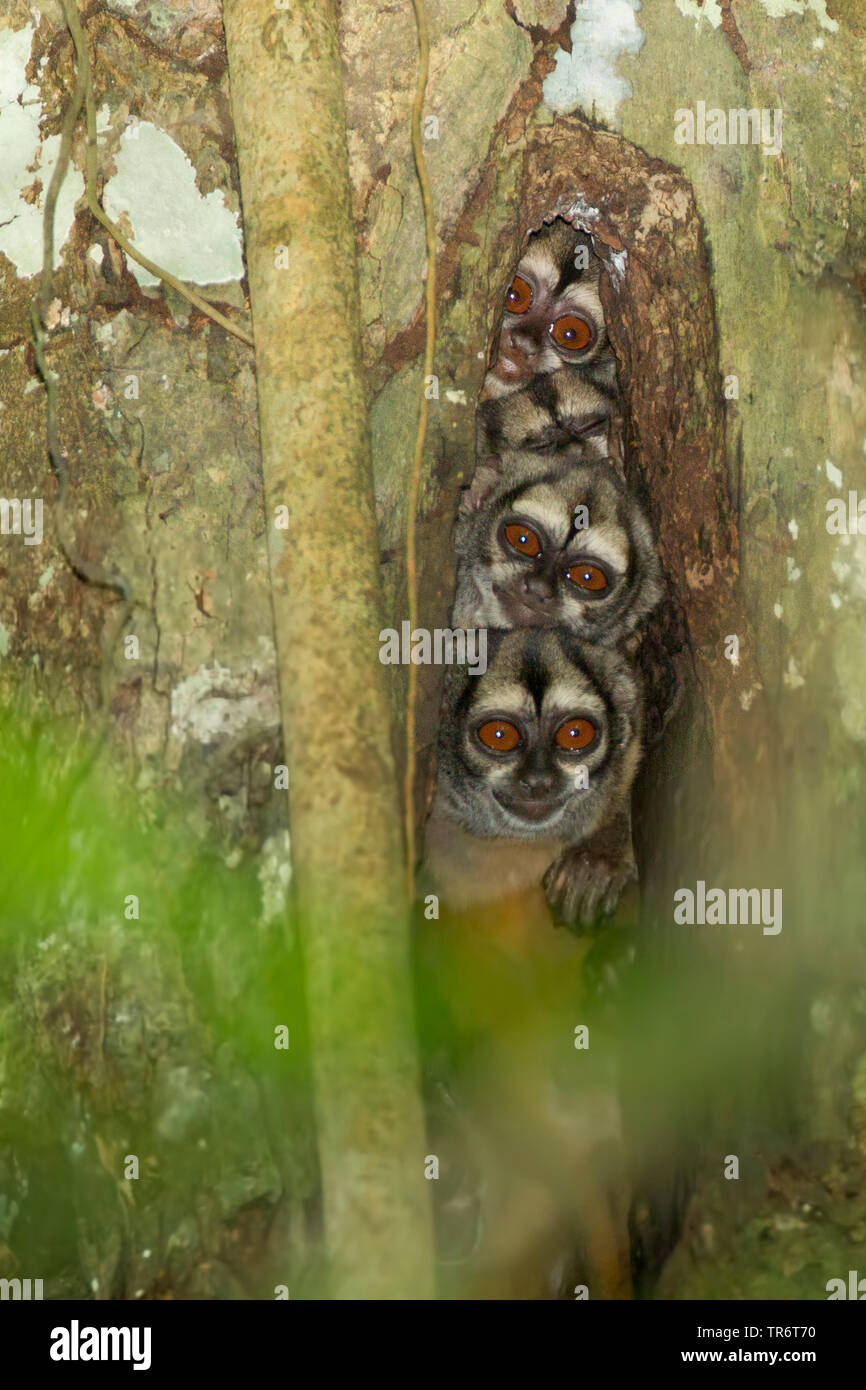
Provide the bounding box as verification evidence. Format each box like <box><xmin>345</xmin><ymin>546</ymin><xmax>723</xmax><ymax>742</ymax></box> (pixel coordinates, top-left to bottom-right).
<box><xmin>568</xmin><ymin>524</ymin><xmax>629</xmax><ymax>575</ymax></box>
<box><xmin>472</xmin><ymin>687</ymin><xmax>537</xmax><ymax>723</ymax></box>
<box><xmin>503</xmin><ymin>498</ymin><xmax>570</xmax><ymax>545</ymax></box>
<box><xmin>518</xmin><ymin>245</ymin><xmax>562</xmax><ymax>289</ymax></box>
<box><xmin>557</xmin><ymin>281</ymin><xmax>602</xmax><ymax>319</ymax></box>
<box><xmin>543</xmin><ymin>679</ymin><xmax>606</xmax><ymax>725</ymax></box>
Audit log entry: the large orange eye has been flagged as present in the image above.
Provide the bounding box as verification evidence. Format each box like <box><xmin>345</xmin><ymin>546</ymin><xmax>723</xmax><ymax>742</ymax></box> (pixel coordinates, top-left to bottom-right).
<box><xmin>477</xmin><ymin>720</ymin><xmax>521</xmax><ymax>752</ymax></box>
<box><xmin>506</xmin><ymin>275</ymin><xmax>532</xmax><ymax>314</ymax></box>
<box><xmin>550</xmin><ymin>315</ymin><xmax>592</xmax><ymax>352</ymax></box>
<box><xmin>554</xmin><ymin>716</ymin><xmax>596</xmax><ymax>752</ymax></box>
<box><xmin>503</xmin><ymin>522</ymin><xmax>542</xmax><ymax>558</ymax></box>
<box><xmin>565</xmin><ymin>562</ymin><xmax>607</xmax><ymax>592</ymax></box>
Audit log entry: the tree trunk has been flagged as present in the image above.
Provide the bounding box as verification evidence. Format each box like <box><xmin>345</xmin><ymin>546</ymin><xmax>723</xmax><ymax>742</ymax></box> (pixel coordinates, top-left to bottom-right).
<box><xmin>221</xmin><ymin>0</ymin><xmax>434</xmax><ymax>1298</ymax></box>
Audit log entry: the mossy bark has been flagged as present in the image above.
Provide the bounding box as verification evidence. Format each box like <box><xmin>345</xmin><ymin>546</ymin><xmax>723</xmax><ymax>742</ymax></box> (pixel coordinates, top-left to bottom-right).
<box><xmin>339</xmin><ymin>0</ymin><xmax>866</xmax><ymax>1295</ymax></box>
<box><xmin>221</xmin><ymin>0</ymin><xmax>434</xmax><ymax>1298</ymax></box>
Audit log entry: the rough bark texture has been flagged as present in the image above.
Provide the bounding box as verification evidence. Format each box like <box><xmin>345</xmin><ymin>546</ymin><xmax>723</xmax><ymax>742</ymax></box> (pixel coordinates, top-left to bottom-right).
<box><xmin>221</xmin><ymin>0</ymin><xmax>434</xmax><ymax>1298</ymax></box>
<box><xmin>1</xmin><ymin>0</ymin><xmax>313</xmax><ymax>1301</ymax></box>
<box><xmin>339</xmin><ymin>0</ymin><xmax>866</xmax><ymax>1296</ymax></box>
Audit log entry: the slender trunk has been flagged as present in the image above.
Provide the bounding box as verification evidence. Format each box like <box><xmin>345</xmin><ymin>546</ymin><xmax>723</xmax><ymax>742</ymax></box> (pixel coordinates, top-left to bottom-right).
<box><xmin>222</xmin><ymin>0</ymin><xmax>435</xmax><ymax>1298</ymax></box>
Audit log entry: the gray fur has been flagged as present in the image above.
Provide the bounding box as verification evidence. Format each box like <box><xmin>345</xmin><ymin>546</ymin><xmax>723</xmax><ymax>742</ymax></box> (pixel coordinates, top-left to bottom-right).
<box><xmin>453</xmin><ymin>450</ymin><xmax>662</xmax><ymax>642</ymax></box>
<box><xmin>478</xmin><ymin>219</ymin><xmax>621</xmax><ymax>455</ymax></box>
<box><xmin>433</xmin><ymin>628</ymin><xmax>642</xmax><ymax>845</ymax></box>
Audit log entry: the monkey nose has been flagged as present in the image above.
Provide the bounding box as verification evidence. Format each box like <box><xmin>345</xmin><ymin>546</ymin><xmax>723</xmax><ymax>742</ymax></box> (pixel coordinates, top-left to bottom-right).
<box><xmin>492</xmin><ymin>332</ymin><xmax>537</xmax><ymax>383</ymax></box>
<box><xmin>520</xmin><ymin>775</ymin><xmax>553</xmax><ymax>797</ymax></box>
<box><xmin>523</xmin><ymin>574</ymin><xmax>554</xmax><ymax>603</ymax></box>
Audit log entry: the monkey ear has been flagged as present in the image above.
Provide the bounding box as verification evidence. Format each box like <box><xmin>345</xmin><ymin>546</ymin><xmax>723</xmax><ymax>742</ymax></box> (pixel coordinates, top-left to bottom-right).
<box><xmin>459</xmin><ymin>456</ymin><xmax>502</xmax><ymax>512</ymax></box>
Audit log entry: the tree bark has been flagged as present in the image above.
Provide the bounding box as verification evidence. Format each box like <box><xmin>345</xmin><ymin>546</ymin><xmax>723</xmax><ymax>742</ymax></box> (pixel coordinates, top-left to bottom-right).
<box><xmin>221</xmin><ymin>0</ymin><xmax>435</xmax><ymax>1298</ymax></box>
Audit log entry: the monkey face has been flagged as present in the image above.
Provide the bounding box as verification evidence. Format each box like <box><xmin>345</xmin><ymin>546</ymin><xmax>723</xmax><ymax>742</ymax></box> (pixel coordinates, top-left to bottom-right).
<box><xmin>478</xmin><ymin>370</ymin><xmax>615</xmax><ymax>458</ymax></box>
<box><xmin>454</xmin><ymin>456</ymin><xmax>661</xmax><ymax>642</ymax></box>
<box><xmin>436</xmin><ymin>629</ymin><xmax>642</xmax><ymax>842</ymax></box>
<box><xmin>481</xmin><ymin>221</ymin><xmax>607</xmax><ymax>401</ymax></box>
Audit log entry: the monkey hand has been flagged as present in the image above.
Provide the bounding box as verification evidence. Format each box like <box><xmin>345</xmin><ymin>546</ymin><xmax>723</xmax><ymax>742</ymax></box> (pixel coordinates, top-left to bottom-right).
<box><xmin>543</xmin><ymin>845</ymin><xmax>637</xmax><ymax>933</ymax></box>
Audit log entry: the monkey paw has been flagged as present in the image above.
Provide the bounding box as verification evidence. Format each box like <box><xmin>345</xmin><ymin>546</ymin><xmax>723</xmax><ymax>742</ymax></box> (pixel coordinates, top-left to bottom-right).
<box><xmin>543</xmin><ymin>848</ymin><xmax>637</xmax><ymax>932</ymax></box>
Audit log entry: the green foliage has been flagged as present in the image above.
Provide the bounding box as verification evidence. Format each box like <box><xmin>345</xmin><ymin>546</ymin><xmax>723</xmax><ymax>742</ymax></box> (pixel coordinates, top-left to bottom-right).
<box><xmin>0</xmin><ymin>709</ymin><xmax>832</xmax><ymax>1299</ymax></box>
<box><xmin>0</xmin><ymin>711</ymin><xmax>317</xmax><ymax>1299</ymax></box>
